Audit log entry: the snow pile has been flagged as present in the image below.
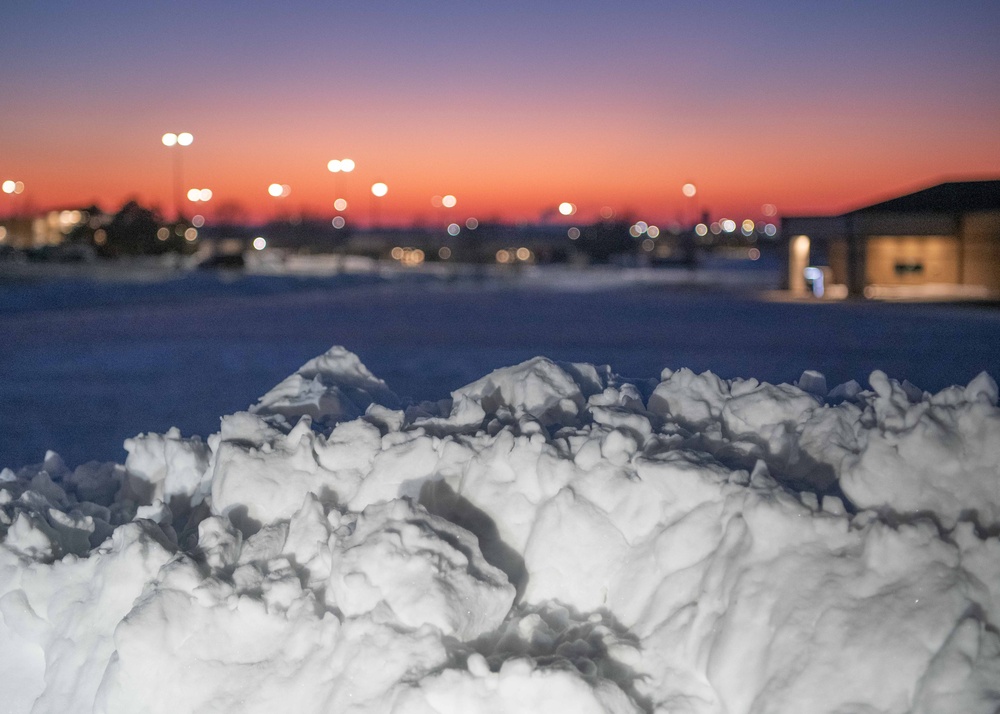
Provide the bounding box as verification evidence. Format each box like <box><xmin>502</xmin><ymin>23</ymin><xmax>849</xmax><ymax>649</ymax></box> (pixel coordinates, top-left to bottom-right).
<box><xmin>2</xmin><ymin>346</ymin><xmax>999</xmax><ymax>713</ymax></box>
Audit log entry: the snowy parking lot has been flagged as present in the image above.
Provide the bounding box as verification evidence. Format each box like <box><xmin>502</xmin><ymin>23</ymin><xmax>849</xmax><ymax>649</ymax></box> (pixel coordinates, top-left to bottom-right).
<box><xmin>2</xmin><ymin>266</ymin><xmax>999</xmax><ymax>469</ymax></box>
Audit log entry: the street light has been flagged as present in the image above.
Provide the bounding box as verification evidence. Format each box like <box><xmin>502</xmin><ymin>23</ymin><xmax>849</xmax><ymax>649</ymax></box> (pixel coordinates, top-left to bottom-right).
<box><xmin>370</xmin><ymin>182</ymin><xmax>387</xmax><ymax>228</ymax></box>
<box><xmin>328</xmin><ymin>158</ymin><xmax>355</xmax><ymax>211</ymax></box>
<box><xmin>682</xmin><ymin>183</ymin><xmax>697</xmax><ymax>228</ymax></box>
<box><xmin>162</xmin><ymin>132</ymin><xmax>193</xmax><ymax>220</ymax></box>
<box><xmin>2</xmin><ymin>180</ymin><xmax>25</xmax><ymax>218</ymax></box>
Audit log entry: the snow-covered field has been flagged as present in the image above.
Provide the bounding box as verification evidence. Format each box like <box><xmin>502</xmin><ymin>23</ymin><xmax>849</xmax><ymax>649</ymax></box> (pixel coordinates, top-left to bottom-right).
<box><xmin>2</xmin><ymin>267</ymin><xmax>1000</xmax><ymax>713</ymax></box>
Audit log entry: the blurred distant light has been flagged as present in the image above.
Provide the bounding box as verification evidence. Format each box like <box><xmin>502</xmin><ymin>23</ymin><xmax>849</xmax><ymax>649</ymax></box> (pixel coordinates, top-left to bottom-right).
<box><xmin>516</xmin><ymin>247</ymin><xmax>531</xmax><ymax>261</ymax></box>
<box><xmin>558</xmin><ymin>202</ymin><xmax>576</xmax><ymax>216</ymax></box>
<box><xmin>710</xmin><ymin>222</ymin><xmax>721</xmax><ymax>235</ymax></box>
<box><xmin>742</xmin><ymin>219</ymin><xmax>755</xmax><ymax>235</ymax></box>
<box><xmin>192</xmin><ymin>215</ymin><xmax>205</xmax><ymax>228</ymax></box>
<box><xmin>13</xmin><ymin>181</ymin><xmax>23</xmax><ymax>194</ymax></box>
<box><xmin>327</xmin><ymin>159</ymin><xmax>342</xmax><ymax>173</ymax></box>
<box><xmin>371</xmin><ymin>182</ymin><xmax>388</xmax><ymax>197</ymax></box>
<box><xmin>465</xmin><ymin>217</ymin><xmax>479</xmax><ymax>230</ymax></box>
<box><xmin>447</xmin><ymin>223</ymin><xmax>461</xmax><ymax>236</ymax></box>
<box><xmin>431</xmin><ymin>195</ymin><xmax>443</xmax><ymax>208</ymax></box>
<box><xmin>332</xmin><ymin>216</ymin><xmax>346</xmax><ymax>229</ymax></box>
<box><xmin>0</xmin><ymin>227</ymin><xmax>6</xmax><ymax>241</ymax></box>
<box><xmin>442</xmin><ymin>194</ymin><xmax>457</xmax><ymax>208</ymax></box>
<box><xmin>2</xmin><ymin>180</ymin><xmax>16</xmax><ymax>194</ymax></box>
<box><xmin>600</xmin><ymin>206</ymin><xmax>614</xmax><ymax>219</ymax></box>
<box><xmin>749</xmin><ymin>247</ymin><xmax>761</xmax><ymax>261</ymax></box>
<box><xmin>762</xmin><ymin>203</ymin><xmax>777</xmax><ymax>217</ymax></box>
<box><xmin>764</xmin><ymin>223</ymin><xmax>777</xmax><ymax>237</ymax></box>
<box><xmin>722</xmin><ymin>219</ymin><xmax>737</xmax><ymax>233</ymax></box>
<box><xmin>567</xmin><ymin>226</ymin><xmax>580</xmax><ymax>240</ymax></box>
<box><xmin>177</xmin><ymin>132</ymin><xmax>193</xmax><ymax>146</ymax></box>
<box><xmin>695</xmin><ymin>223</ymin><xmax>709</xmax><ymax>237</ymax></box>
<box><xmin>438</xmin><ymin>246</ymin><xmax>452</xmax><ymax>260</ymax></box>
<box><xmin>161</xmin><ymin>133</ymin><xmax>177</xmax><ymax>147</ymax></box>
<box><xmin>253</xmin><ymin>236</ymin><xmax>267</xmax><ymax>250</ymax></box>
<box><xmin>93</xmin><ymin>229</ymin><xmax>107</xmax><ymax>246</ymax></box>
<box><xmin>391</xmin><ymin>246</ymin><xmax>404</xmax><ymax>260</ymax></box>
<box><xmin>281</xmin><ymin>184</ymin><xmax>291</xmax><ymax>198</ymax></box>
<box><xmin>267</xmin><ymin>183</ymin><xmax>284</xmax><ymax>197</ymax></box>
<box><xmin>333</xmin><ymin>198</ymin><xmax>348</xmax><ymax>212</ymax></box>
<box><xmin>647</xmin><ymin>225</ymin><xmax>660</xmax><ymax>238</ymax></box>
<box><xmin>681</xmin><ymin>183</ymin><xmax>697</xmax><ymax>198</ymax></box>
<box><xmin>187</xmin><ymin>188</ymin><xmax>213</xmax><ymax>202</ymax></box>
<box><xmin>642</xmin><ymin>238</ymin><xmax>655</xmax><ymax>252</ymax></box>
<box><xmin>629</xmin><ymin>225</ymin><xmax>642</xmax><ymax>238</ymax></box>
<box><xmin>340</xmin><ymin>158</ymin><xmax>355</xmax><ymax>172</ymax></box>
<box><xmin>496</xmin><ymin>249</ymin><xmax>511</xmax><ymax>264</ymax></box>
<box><xmin>184</xmin><ymin>227</ymin><xmax>198</xmax><ymax>242</ymax></box>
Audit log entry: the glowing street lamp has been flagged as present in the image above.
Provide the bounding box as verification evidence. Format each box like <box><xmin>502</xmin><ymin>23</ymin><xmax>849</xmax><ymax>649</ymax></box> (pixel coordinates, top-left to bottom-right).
<box><xmin>370</xmin><ymin>182</ymin><xmax>388</xmax><ymax>228</ymax></box>
<box><xmin>1</xmin><ymin>179</ymin><xmax>25</xmax><ymax>218</ymax></box>
<box><xmin>161</xmin><ymin>132</ymin><xmax>194</xmax><ymax>220</ymax></box>
<box><xmin>328</xmin><ymin>158</ymin><xmax>356</xmax><ymax>209</ymax></box>
<box><xmin>682</xmin><ymin>183</ymin><xmax>698</xmax><ymax>227</ymax></box>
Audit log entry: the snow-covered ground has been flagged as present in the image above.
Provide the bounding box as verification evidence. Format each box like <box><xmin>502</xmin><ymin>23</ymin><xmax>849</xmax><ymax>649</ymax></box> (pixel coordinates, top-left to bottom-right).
<box><xmin>2</xmin><ymin>267</ymin><xmax>999</xmax><ymax>469</ymax></box>
<box><xmin>1</xmin><ymin>343</ymin><xmax>999</xmax><ymax>713</ymax></box>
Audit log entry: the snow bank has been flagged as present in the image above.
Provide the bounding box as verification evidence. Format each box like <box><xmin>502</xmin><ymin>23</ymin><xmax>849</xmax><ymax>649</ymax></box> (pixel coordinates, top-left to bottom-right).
<box><xmin>2</xmin><ymin>347</ymin><xmax>999</xmax><ymax>713</ymax></box>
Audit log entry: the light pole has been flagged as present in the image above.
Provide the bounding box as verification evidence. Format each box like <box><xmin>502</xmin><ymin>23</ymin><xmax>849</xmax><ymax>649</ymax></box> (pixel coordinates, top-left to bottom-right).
<box><xmin>682</xmin><ymin>183</ymin><xmax>697</xmax><ymax>228</ymax></box>
<box><xmin>327</xmin><ymin>158</ymin><xmax>355</xmax><ymax>206</ymax></box>
<box><xmin>2</xmin><ymin>180</ymin><xmax>25</xmax><ymax>218</ymax></box>
<box><xmin>162</xmin><ymin>132</ymin><xmax>193</xmax><ymax>221</ymax></box>
<box><xmin>370</xmin><ymin>182</ymin><xmax>388</xmax><ymax>230</ymax></box>
<box><xmin>267</xmin><ymin>183</ymin><xmax>291</xmax><ymax>222</ymax></box>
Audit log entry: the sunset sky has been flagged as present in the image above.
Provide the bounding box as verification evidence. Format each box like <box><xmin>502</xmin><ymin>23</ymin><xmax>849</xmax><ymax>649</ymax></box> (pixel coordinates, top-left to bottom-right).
<box><xmin>3</xmin><ymin>0</ymin><xmax>999</xmax><ymax>225</ymax></box>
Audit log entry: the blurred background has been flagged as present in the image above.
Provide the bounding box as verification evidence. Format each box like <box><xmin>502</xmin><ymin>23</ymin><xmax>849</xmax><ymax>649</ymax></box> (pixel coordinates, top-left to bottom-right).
<box><xmin>2</xmin><ymin>0</ymin><xmax>999</xmax><ymax>468</ymax></box>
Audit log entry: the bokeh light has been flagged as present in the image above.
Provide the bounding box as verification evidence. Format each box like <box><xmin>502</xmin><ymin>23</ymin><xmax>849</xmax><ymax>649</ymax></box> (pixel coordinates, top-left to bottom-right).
<box><xmin>252</xmin><ymin>236</ymin><xmax>267</xmax><ymax>250</ymax></box>
<box><xmin>438</xmin><ymin>246</ymin><xmax>452</xmax><ymax>260</ymax></box>
<box><xmin>267</xmin><ymin>183</ymin><xmax>283</xmax><ymax>197</ymax></box>
<box><xmin>695</xmin><ymin>223</ymin><xmax>709</xmax><ymax>237</ymax></box>
<box><xmin>682</xmin><ymin>183</ymin><xmax>697</xmax><ymax>198</ymax></box>
<box><xmin>177</xmin><ymin>132</ymin><xmax>193</xmax><ymax>146</ymax></box>
<box><xmin>567</xmin><ymin>227</ymin><xmax>580</xmax><ymax>240</ymax></box>
<box><xmin>371</xmin><ymin>182</ymin><xmax>388</xmax><ymax>197</ymax></box>
<box><xmin>647</xmin><ymin>225</ymin><xmax>660</xmax><ymax>238</ymax></box>
<box><xmin>161</xmin><ymin>133</ymin><xmax>177</xmax><ymax>147</ymax></box>
<box><xmin>447</xmin><ymin>223</ymin><xmax>461</xmax><ymax>236</ymax></box>
<box><xmin>465</xmin><ymin>217</ymin><xmax>479</xmax><ymax>230</ymax></box>
<box><xmin>192</xmin><ymin>215</ymin><xmax>205</xmax><ymax>228</ymax></box>
<box><xmin>442</xmin><ymin>194</ymin><xmax>457</xmax><ymax>208</ymax></box>
<box><xmin>332</xmin><ymin>216</ymin><xmax>346</xmax><ymax>229</ymax></box>
<box><xmin>184</xmin><ymin>227</ymin><xmax>198</xmax><ymax>242</ymax></box>
<box><xmin>558</xmin><ymin>202</ymin><xmax>576</xmax><ymax>216</ymax></box>
<box><xmin>333</xmin><ymin>198</ymin><xmax>348</xmax><ymax>212</ymax></box>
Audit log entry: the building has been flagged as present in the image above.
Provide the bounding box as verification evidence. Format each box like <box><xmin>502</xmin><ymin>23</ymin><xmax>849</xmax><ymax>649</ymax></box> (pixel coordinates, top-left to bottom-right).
<box><xmin>782</xmin><ymin>180</ymin><xmax>1000</xmax><ymax>298</ymax></box>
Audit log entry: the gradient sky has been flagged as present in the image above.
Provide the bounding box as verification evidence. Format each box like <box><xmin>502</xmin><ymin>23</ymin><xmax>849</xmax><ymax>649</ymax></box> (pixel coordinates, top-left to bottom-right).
<box><xmin>3</xmin><ymin>0</ymin><xmax>999</xmax><ymax>225</ymax></box>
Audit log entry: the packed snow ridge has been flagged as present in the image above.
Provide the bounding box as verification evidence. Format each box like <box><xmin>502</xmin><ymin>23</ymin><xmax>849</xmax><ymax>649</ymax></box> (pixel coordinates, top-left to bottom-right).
<box><xmin>2</xmin><ymin>346</ymin><xmax>1000</xmax><ymax>713</ymax></box>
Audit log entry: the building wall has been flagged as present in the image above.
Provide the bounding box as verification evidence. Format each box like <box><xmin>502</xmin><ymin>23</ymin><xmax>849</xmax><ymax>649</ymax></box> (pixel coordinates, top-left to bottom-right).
<box><xmin>828</xmin><ymin>238</ymin><xmax>849</xmax><ymax>285</ymax></box>
<box><xmin>865</xmin><ymin>235</ymin><xmax>959</xmax><ymax>285</ymax></box>
<box><xmin>960</xmin><ymin>212</ymin><xmax>1000</xmax><ymax>291</ymax></box>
